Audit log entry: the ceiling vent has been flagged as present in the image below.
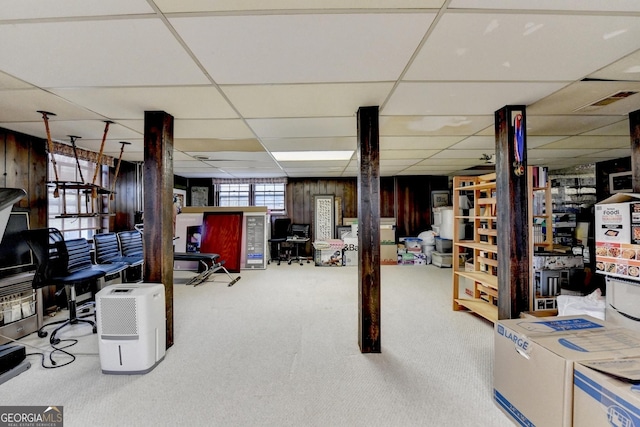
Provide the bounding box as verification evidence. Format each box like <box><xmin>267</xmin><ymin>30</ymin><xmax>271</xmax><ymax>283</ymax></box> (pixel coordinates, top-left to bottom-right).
<box><xmin>574</xmin><ymin>90</ymin><xmax>638</xmax><ymax>112</ymax></box>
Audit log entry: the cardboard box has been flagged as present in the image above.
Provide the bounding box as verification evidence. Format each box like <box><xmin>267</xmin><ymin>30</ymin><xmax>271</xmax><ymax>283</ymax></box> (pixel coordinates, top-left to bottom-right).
<box><xmin>343</xmin><ymin>251</ymin><xmax>357</xmax><ymax>266</ymax></box>
<box><xmin>380</xmin><ymin>244</ymin><xmax>397</xmax><ymax>265</ymax></box>
<box><xmin>595</xmin><ymin>194</ymin><xmax>640</xmax><ymax>279</ymax></box>
<box><xmin>574</xmin><ymin>361</ymin><xmax>640</xmax><ymax>427</ymax></box>
<box><xmin>494</xmin><ymin>316</ymin><xmax>640</xmax><ymax>427</ymax></box>
<box><xmin>314</xmin><ymin>248</ymin><xmax>343</xmax><ymax>266</ymax></box>
<box><xmin>594</xmin><ymin>193</ymin><xmax>640</xmax><ymax>244</ymax></box>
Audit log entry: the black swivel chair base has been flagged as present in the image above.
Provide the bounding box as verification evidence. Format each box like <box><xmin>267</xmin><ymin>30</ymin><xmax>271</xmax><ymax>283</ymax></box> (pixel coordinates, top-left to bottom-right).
<box><xmin>37</xmin><ymin>285</ymin><xmax>97</xmax><ymax>345</ymax></box>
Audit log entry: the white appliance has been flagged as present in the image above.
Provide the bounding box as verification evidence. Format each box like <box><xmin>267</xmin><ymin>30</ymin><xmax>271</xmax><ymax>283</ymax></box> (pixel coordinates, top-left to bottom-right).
<box><xmin>96</xmin><ymin>283</ymin><xmax>166</xmax><ymax>374</ymax></box>
<box><xmin>605</xmin><ymin>276</ymin><xmax>640</xmax><ymax>333</ymax></box>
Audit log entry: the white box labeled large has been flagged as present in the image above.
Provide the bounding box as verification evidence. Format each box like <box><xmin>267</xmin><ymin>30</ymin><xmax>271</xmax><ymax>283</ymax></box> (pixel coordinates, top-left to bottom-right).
<box><xmin>494</xmin><ymin>316</ymin><xmax>640</xmax><ymax>427</ymax></box>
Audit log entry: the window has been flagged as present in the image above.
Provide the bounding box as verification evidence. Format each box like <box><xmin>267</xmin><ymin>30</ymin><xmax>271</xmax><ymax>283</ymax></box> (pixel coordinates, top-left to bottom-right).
<box><xmin>212</xmin><ymin>181</ymin><xmax>286</xmax><ymax>212</ymax></box>
<box><xmin>254</xmin><ymin>183</ymin><xmax>285</xmax><ymax>211</ymax></box>
<box><xmin>218</xmin><ymin>184</ymin><xmax>250</xmax><ymax>207</ymax></box>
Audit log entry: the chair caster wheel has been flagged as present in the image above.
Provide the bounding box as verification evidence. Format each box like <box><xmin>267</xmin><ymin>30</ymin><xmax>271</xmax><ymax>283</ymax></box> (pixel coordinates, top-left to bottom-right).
<box><xmin>92</xmin><ymin>326</ymin><xmax>97</xmax><ymax>334</ymax></box>
<box><xmin>38</xmin><ymin>330</ymin><xmax>48</xmax><ymax>338</ymax></box>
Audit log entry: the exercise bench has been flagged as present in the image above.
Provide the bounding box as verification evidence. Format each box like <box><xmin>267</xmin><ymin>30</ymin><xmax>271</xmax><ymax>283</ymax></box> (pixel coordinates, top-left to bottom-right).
<box><xmin>173</xmin><ymin>252</ymin><xmax>240</xmax><ymax>287</ymax></box>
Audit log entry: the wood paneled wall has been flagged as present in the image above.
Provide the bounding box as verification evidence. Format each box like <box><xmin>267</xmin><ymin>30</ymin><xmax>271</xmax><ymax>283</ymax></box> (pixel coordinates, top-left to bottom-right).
<box><xmin>286</xmin><ymin>175</ymin><xmax>448</xmax><ymax>240</ymax></box>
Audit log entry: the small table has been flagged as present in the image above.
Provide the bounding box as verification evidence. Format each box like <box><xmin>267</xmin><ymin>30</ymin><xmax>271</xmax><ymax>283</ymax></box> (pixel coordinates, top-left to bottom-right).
<box><xmin>286</xmin><ymin>237</ymin><xmax>310</xmax><ymax>265</ymax></box>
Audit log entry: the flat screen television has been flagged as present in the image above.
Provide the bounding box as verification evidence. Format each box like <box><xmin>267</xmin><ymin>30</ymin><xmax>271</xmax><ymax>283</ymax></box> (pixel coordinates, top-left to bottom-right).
<box><xmin>0</xmin><ymin>211</ymin><xmax>34</xmax><ymax>278</ymax></box>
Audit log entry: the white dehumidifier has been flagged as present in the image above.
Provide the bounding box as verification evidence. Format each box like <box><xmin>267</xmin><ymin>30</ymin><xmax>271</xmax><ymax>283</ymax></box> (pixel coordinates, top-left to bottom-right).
<box><xmin>96</xmin><ymin>283</ymin><xmax>166</xmax><ymax>375</ymax></box>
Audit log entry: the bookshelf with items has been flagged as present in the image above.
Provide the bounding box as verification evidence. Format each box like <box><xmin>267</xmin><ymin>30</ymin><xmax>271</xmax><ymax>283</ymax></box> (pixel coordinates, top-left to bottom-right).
<box><xmin>528</xmin><ymin>165</ymin><xmax>557</xmax><ymax>313</ymax></box>
<box><xmin>452</xmin><ymin>173</ymin><xmax>498</xmax><ymax>323</ymax></box>
<box><xmin>529</xmin><ymin>166</ymin><xmax>553</xmax><ymax>252</ymax></box>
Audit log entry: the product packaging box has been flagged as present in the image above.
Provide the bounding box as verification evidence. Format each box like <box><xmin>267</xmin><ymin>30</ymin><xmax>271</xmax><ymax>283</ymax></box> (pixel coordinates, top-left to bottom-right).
<box><xmin>574</xmin><ymin>360</ymin><xmax>640</xmax><ymax>427</ymax></box>
<box><xmin>494</xmin><ymin>316</ymin><xmax>640</xmax><ymax>427</ymax></box>
<box><xmin>312</xmin><ymin>240</ymin><xmax>344</xmax><ymax>267</ymax></box>
<box><xmin>342</xmin><ymin>233</ymin><xmax>358</xmax><ymax>266</ymax></box>
<box><xmin>595</xmin><ymin>194</ymin><xmax>640</xmax><ymax>279</ymax></box>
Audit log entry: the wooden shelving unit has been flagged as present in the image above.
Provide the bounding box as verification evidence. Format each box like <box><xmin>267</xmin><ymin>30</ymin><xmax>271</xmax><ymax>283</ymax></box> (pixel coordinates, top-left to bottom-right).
<box><xmin>528</xmin><ymin>166</ymin><xmax>553</xmax><ymax>252</ymax></box>
<box><xmin>527</xmin><ymin>166</ymin><xmax>557</xmax><ymax>313</ymax></box>
<box><xmin>452</xmin><ymin>172</ymin><xmax>498</xmax><ymax>323</ymax></box>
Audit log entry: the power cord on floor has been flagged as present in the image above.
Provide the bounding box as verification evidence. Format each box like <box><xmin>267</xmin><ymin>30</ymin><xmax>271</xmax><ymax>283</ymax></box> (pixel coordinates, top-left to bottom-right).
<box><xmin>0</xmin><ymin>326</ymin><xmax>98</xmax><ymax>370</ymax></box>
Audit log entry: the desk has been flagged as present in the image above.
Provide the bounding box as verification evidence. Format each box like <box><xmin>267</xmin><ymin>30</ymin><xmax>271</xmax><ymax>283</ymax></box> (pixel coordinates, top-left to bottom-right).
<box><xmin>286</xmin><ymin>237</ymin><xmax>310</xmax><ymax>265</ymax></box>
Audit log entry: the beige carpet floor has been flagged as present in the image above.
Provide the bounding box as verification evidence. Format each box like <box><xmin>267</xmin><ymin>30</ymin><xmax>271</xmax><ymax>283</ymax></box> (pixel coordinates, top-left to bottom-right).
<box><xmin>0</xmin><ymin>263</ymin><xmax>513</xmax><ymax>427</ymax></box>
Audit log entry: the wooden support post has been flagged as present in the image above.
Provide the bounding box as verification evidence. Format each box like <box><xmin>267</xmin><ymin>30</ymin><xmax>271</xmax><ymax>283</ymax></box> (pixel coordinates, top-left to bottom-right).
<box><xmin>495</xmin><ymin>105</ymin><xmax>529</xmax><ymax>319</ymax></box>
<box><xmin>143</xmin><ymin>111</ymin><xmax>175</xmax><ymax>348</ymax></box>
<box><xmin>357</xmin><ymin>106</ymin><xmax>381</xmax><ymax>353</ymax></box>
<box><xmin>630</xmin><ymin>109</ymin><xmax>640</xmax><ymax>193</ymax></box>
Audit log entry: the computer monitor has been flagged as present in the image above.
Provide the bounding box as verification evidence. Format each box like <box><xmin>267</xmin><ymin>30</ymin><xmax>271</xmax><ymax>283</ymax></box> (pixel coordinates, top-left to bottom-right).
<box><xmin>0</xmin><ymin>211</ymin><xmax>34</xmax><ymax>278</ymax></box>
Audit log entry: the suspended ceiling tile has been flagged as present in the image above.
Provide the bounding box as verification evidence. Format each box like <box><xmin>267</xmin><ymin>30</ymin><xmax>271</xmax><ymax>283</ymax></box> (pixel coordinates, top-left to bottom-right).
<box><xmin>449</xmin><ymin>0</ymin><xmax>640</xmax><ymax>12</ymax></box>
<box><xmin>0</xmin><ymin>19</ymin><xmax>209</xmax><ymax>87</ymax></box>
<box><xmin>285</xmin><ymin>167</ymin><xmax>345</xmax><ymax>175</ymax></box>
<box><xmin>527</xmin><ymin>115</ymin><xmax>626</xmax><ymax>136</ymax></box>
<box><xmin>380</xmin><ymin>159</ymin><xmax>423</xmax><ymax>167</ymax></box>
<box><xmin>380</xmin><ymin>149</ymin><xmax>440</xmax><ymax>160</ymax></box>
<box><xmin>527</xmin><ymin>136</ymin><xmax>572</xmax><ymax>149</ymax></box>
<box><xmin>380</xmin><ymin>115</ymin><xmax>493</xmax><ymax>136</ymax></box>
<box><xmin>174</xmin><ymin>160</ymin><xmax>209</xmax><ymax>168</ymax></box>
<box><xmin>385</xmin><ymin>82</ymin><xmax>567</xmax><ymax>116</ymax></box>
<box><xmin>261</xmin><ymin>137</ymin><xmax>356</xmax><ymax>152</ymax></box>
<box><xmin>247</xmin><ymin>117</ymin><xmax>356</xmax><ymax>138</ymax></box>
<box><xmin>430</xmin><ymin>149</ymin><xmax>491</xmax><ymax>159</ymax></box>
<box><xmin>50</xmin><ymin>87</ymin><xmax>239</xmax><ymax>120</ymax></box>
<box><xmin>74</xmin><ymin>139</ymin><xmax>143</xmax><ymax>155</ymax></box>
<box><xmin>527</xmin><ymin>148</ymin><xmax>609</xmax><ymax>158</ymax></box>
<box><xmin>0</xmin><ymin>71</ymin><xmax>32</xmax><ymax>90</ymax></box>
<box><xmin>405</xmin><ymin>164</ymin><xmax>462</xmax><ymax>171</ymax></box>
<box><xmin>578</xmin><ymin>148</ymin><xmax>631</xmax><ymax>159</ymax></box>
<box><xmin>415</xmin><ymin>158</ymin><xmax>483</xmax><ymax>166</ymax></box>
<box><xmin>191</xmin><ymin>152</ymin><xmax>272</xmax><ymax>161</ymax></box>
<box><xmin>0</xmin><ymin>89</ymin><xmax>106</xmax><ymax>122</ymax></box>
<box><xmin>173</xmin><ymin>151</ymin><xmax>197</xmax><ymax>161</ymax></box>
<box><xmin>0</xmin><ymin>0</ymin><xmax>154</xmax><ymax>19</ymax></box>
<box><xmin>175</xmin><ymin>119</ymin><xmax>255</xmax><ymax>139</ymax></box>
<box><xmin>0</xmin><ymin>120</ymin><xmax>141</xmax><ymax>144</ymax></box>
<box><xmin>170</xmin><ymin>13</ymin><xmax>435</xmax><ymax>84</ymax></box>
<box><xmin>221</xmin><ymin>83</ymin><xmax>393</xmax><ymax>118</ymax></box>
<box><xmin>406</xmin><ymin>13</ymin><xmax>640</xmax><ymax>81</ymax></box>
<box><xmin>156</xmin><ymin>0</ymin><xmax>445</xmax><ymax>13</ymax></box>
<box><xmin>278</xmin><ymin>160</ymin><xmax>349</xmax><ymax>169</ymax></box>
<box><xmin>380</xmin><ymin>136</ymin><xmax>464</xmax><ymax>150</ymax></box>
<box><xmin>583</xmin><ymin>119</ymin><xmax>630</xmax><ymax>136</ymax></box>
<box><xmin>538</xmin><ymin>135</ymin><xmax>630</xmax><ymax>150</ymax></box>
<box><xmin>528</xmin><ymin>81</ymin><xmax>640</xmax><ymax>115</ymax></box>
<box><xmin>588</xmin><ymin>50</ymin><xmax>640</xmax><ymax>81</ymax></box>
<box><xmin>449</xmin><ymin>136</ymin><xmax>495</xmax><ymax>150</ymax></box>
<box><xmin>174</xmin><ymin>138</ymin><xmax>263</xmax><ymax>152</ymax></box>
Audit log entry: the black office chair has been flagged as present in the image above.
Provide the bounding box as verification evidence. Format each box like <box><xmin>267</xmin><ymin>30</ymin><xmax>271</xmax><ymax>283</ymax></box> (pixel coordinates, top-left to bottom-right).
<box><xmin>95</xmin><ymin>232</ymin><xmax>143</xmax><ymax>282</ymax></box>
<box><xmin>22</xmin><ymin>228</ymin><xmax>106</xmax><ymax>345</ymax></box>
<box><xmin>288</xmin><ymin>223</ymin><xmax>311</xmax><ymax>265</ymax></box>
<box><xmin>116</xmin><ymin>230</ymin><xmax>144</xmax><ymax>282</ymax></box>
<box><xmin>268</xmin><ymin>217</ymin><xmax>291</xmax><ymax>265</ymax></box>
